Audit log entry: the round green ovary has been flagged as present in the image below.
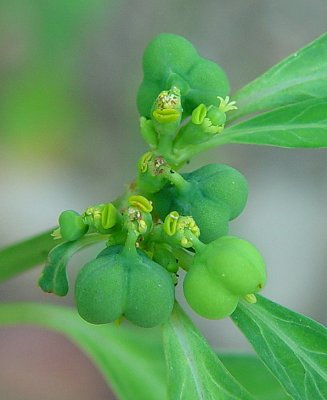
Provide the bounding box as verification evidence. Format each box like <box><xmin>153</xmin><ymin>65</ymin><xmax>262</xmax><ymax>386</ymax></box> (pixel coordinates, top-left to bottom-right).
<box><xmin>125</xmin><ymin>256</ymin><xmax>175</xmax><ymax>327</ymax></box>
<box><xmin>96</xmin><ymin>244</ymin><xmax>123</xmax><ymax>258</ymax></box>
<box><xmin>137</xmin><ymin>34</ymin><xmax>230</xmax><ymax>118</ymax></box>
<box><xmin>59</xmin><ymin>210</ymin><xmax>88</xmax><ymax>241</ymax></box>
<box><xmin>183</xmin><ymin>262</ymin><xmax>239</xmax><ymax>319</ymax></box>
<box><xmin>184</xmin><ymin>164</ymin><xmax>248</xmax><ymax>220</ymax></box>
<box><xmin>75</xmin><ymin>255</ymin><xmax>125</xmax><ymax>324</ymax></box>
<box><xmin>142</xmin><ymin>33</ymin><xmax>198</xmax><ymax>81</ymax></box>
<box><xmin>152</xmin><ymin>164</ymin><xmax>248</xmax><ymax>243</ymax></box>
<box><xmin>200</xmin><ymin>236</ymin><xmax>266</xmax><ymax>295</ymax></box>
<box><xmin>186</xmin><ymin>59</ymin><xmax>229</xmax><ymax>113</ymax></box>
<box><xmin>75</xmin><ymin>248</ymin><xmax>175</xmax><ymax>327</ymax></box>
<box><xmin>188</xmin><ymin>198</ymin><xmax>230</xmax><ymax>243</ymax></box>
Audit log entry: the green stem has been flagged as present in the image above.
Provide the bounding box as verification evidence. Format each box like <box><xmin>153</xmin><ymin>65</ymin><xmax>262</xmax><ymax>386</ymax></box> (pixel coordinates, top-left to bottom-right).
<box><xmin>122</xmin><ymin>227</ymin><xmax>139</xmax><ymax>256</ymax></box>
<box><xmin>0</xmin><ymin>229</ymin><xmax>62</xmax><ymax>282</ymax></box>
<box><xmin>157</xmin><ymin>130</ymin><xmax>174</xmax><ymax>156</ymax></box>
<box><xmin>188</xmin><ymin>235</ymin><xmax>206</xmax><ymax>253</ymax></box>
<box><xmin>171</xmin><ymin>133</ymin><xmax>231</xmax><ymax>168</ymax></box>
<box><xmin>170</xmin><ymin>247</ymin><xmax>194</xmax><ymax>271</ymax></box>
<box><xmin>160</xmin><ymin>166</ymin><xmax>190</xmax><ymax>193</ymax></box>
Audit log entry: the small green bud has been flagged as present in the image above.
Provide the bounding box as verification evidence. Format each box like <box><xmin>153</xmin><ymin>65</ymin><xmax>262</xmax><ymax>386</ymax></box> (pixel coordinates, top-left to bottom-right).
<box><xmin>59</xmin><ymin>210</ymin><xmax>88</xmax><ymax>242</ymax></box>
<box><xmin>163</xmin><ymin>212</ymin><xmax>200</xmax><ymax>248</ymax></box>
<box><xmin>83</xmin><ymin>203</ymin><xmax>119</xmax><ymax>234</ymax></box>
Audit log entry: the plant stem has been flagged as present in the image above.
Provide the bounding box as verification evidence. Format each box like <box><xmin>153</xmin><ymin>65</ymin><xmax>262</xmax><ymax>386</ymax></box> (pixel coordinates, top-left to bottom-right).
<box><xmin>0</xmin><ymin>229</ymin><xmax>62</xmax><ymax>282</ymax></box>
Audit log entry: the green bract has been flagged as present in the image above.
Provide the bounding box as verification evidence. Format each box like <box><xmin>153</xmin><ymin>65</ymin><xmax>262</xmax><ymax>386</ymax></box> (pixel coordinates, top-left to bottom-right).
<box><xmin>137</xmin><ymin>33</ymin><xmax>230</xmax><ymax>118</ymax></box>
<box><xmin>75</xmin><ymin>245</ymin><xmax>175</xmax><ymax>328</ymax></box>
<box><xmin>153</xmin><ymin>164</ymin><xmax>248</xmax><ymax>243</ymax></box>
<box><xmin>184</xmin><ymin>236</ymin><xmax>266</xmax><ymax>319</ymax></box>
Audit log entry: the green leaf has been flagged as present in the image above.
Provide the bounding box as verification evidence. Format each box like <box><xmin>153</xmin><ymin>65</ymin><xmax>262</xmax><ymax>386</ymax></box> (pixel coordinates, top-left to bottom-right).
<box><xmin>231</xmin><ymin>295</ymin><xmax>327</xmax><ymax>400</ymax></box>
<box><xmin>231</xmin><ymin>32</ymin><xmax>327</xmax><ymax>120</ymax></box>
<box><xmin>0</xmin><ymin>303</ymin><xmax>167</xmax><ymax>400</ymax></box>
<box><xmin>220</xmin><ymin>354</ymin><xmax>290</xmax><ymax>400</ymax></box>
<box><xmin>0</xmin><ymin>304</ymin><xmax>292</xmax><ymax>400</ymax></box>
<box><xmin>217</xmin><ymin>99</ymin><xmax>327</xmax><ymax>148</ymax></box>
<box><xmin>0</xmin><ymin>229</ymin><xmax>60</xmax><ymax>283</ymax></box>
<box><xmin>163</xmin><ymin>302</ymin><xmax>254</xmax><ymax>400</ymax></box>
<box><xmin>39</xmin><ymin>233</ymin><xmax>106</xmax><ymax>296</ymax></box>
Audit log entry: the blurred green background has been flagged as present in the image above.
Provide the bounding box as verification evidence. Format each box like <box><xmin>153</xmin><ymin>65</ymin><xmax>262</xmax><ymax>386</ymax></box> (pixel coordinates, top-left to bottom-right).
<box><xmin>0</xmin><ymin>1</ymin><xmax>326</xmax><ymax>399</ymax></box>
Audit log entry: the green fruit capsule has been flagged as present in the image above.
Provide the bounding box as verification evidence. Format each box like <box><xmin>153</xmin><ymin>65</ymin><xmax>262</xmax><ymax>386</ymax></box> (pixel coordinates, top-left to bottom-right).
<box><xmin>183</xmin><ymin>236</ymin><xmax>266</xmax><ymax>319</ymax></box>
<box><xmin>59</xmin><ymin>210</ymin><xmax>88</xmax><ymax>241</ymax></box>
<box><xmin>183</xmin><ymin>262</ymin><xmax>239</xmax><ymax>319</ymax></box>
<box><xmin>195</xmin><ymin>236</ymin><xmax>266</xmax><ymax>295</ymax></box>
<box><xmin>75</xmin><ymin>246</ymin><xmax>175</xmax><ymax>328</ymax></box>
<box><xmin>137</xmin><ymin>33</ymin><xmax>229</xmax><ymax>118</ymax></box>
<box><xmin>153</xmin><ymin>164</ymin><xmax>248</xmax><ymax>243</ymax></box>
<box><xmin>75</xmin><ymin>252</ymin><xmax>125</xmax><ymax>324</ymax></box>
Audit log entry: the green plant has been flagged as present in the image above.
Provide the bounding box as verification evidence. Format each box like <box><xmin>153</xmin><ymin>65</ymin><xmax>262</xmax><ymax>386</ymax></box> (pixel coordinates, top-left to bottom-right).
<box><xmin>1</xmin><ymin>32</ymin><xmax>327</xmax><ymax>399</ymax></box>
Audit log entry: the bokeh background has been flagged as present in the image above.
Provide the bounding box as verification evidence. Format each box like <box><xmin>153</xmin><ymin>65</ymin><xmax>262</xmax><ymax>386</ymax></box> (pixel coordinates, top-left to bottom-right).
<box><xmin>0</xmin><ymin>1</ymin><xmax>326</xmax><ymax>399</ymax></box>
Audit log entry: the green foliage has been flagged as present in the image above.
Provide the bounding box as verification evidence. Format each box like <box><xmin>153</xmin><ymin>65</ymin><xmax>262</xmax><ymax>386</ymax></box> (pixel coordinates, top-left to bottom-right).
<box><xmin>0</xmin><ymin>229</ymin><xmax>60</xmax><ymax>282</ymax></box>
<box><xmin>0</xmin><ymin>303</ymin><xmax>167</xmax><ymax>400</ymax></box>
<box><xmin>163</xmin><ymin>303</ymin><xmax>254</xmax><ymax>400</ymax></box>
<box><xmin>0</xmin><ymin>302</ymin><xmax>291</xmax><ymax>400</ymax></box>
<box><xmin>232</xmin><ymin>296</ymin><xmax>327</xmax><ymax>400</ymax></box>
<box><xmin>232</xmin><ymin>32</ymin><xmax>327</xmax><ymax>119</ymax></box>
<box><xmin>1</xmin><ymin>30</ymin><xmax>327</xmax><ymax>400</ymax></box>
<box><xmin>220</xmin><ymin>354</ymin><xmax>291</xmax><ymax>400</ymax></box>
<box><xmin>221</xmin><ymin>98</ymin><xmax>327</xmax><ymax>147</ymax></box>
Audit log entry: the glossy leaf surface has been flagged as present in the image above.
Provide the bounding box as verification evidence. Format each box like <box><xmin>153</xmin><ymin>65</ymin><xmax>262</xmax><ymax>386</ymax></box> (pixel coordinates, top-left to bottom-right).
<box><xmin>232</xmin><ymin>33</ymin><xmax>327</xmax><ymax>119</ymax></box>
<box><xmin>163</xmin><ymin>303</ymin><xmax>254</xmax><ymax>400</ymax></box>
<box><xmin>0</xmin><ymin>303</ymin><xmax>166</xmax><ymax>400</ymax></box>
<box><xmin>232</xmin><ymin>295</ymin><xmax>327</xmax><ymax>400</ymax></box>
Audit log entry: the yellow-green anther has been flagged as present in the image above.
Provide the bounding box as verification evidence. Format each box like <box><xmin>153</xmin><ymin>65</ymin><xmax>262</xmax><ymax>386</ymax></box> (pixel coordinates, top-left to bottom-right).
<box><xmin>126</xmin><ymin>204</ymin><xmax>152</xmax><ymax>237</ymax></box>
<box><xmin>180</xmin><ymin>237</ymin><xmax>190</xmax><ymax>247</ymax></box>
<box><xmin>191</xmin><ymin>104</ymin><xmax>207</xmax><ymax>125</ymax></box>
<box><xmin>163</xmin><ymin>212</ymin><xmax>201</xmax><ymax>249</ymax></box>
<box><xmin>243</xmin><ymin>293</ymin><xmax>257</xmax><ymax>304</ymax></box>
<box><xmin>164</xmin><ymin>211</ymin><xmax>180</xmax><ymax>236</ymax></box>
<box><xmin>138</xmin><ymin>220</ymin><xmax>147</xmax><ymax>234</ymax></box>
<box><xmin>177</xmin><ymin>216</ymin><xmax>200</xmax><ymax>238</ymax></box>
<box><xmin>128</xmin><ymin>195</ymin><xmax>153</xmax><ymax>213</ymax></box>
<box><xmin>138</xmin><ymin>151</ymin><xmax>153</xmax><ymax>173</ymax></box>
<box><xmin>217</xmin><ymin>96</ymin><xmax>237</xmax><ymax>113</ymax></box>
